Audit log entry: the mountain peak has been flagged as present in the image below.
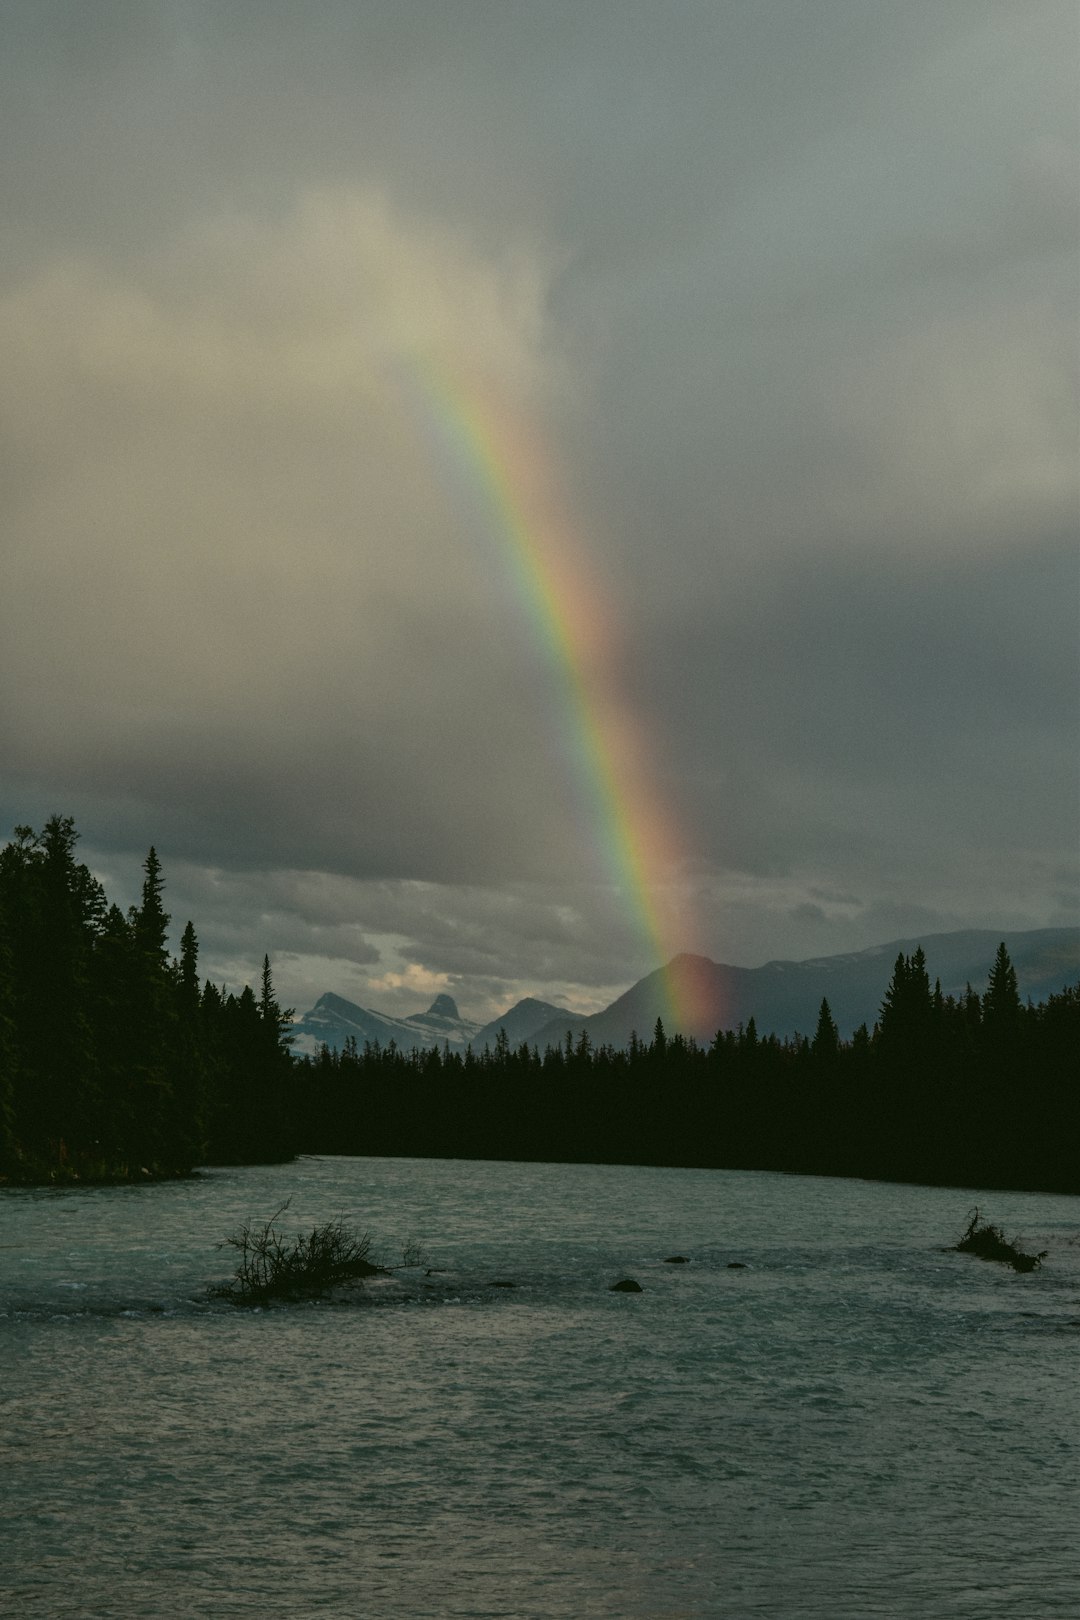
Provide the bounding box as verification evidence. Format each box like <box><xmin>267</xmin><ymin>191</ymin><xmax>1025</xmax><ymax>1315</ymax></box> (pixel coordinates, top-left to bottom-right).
<box><xmin>315</xmin><ymin>990</ymin><xmax>364</xmax><ymax>1017</ymax></box>
<box><xmin>426</xmin><ymin>993</ymin><xmax>460</xmax><ymax>1020</ymax></box>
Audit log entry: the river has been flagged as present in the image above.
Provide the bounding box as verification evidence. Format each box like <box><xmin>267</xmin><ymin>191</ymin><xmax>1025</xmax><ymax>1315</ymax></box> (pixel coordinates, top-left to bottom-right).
<box><xmin>3</xmin><ymin>1156</ymin><xmax>1078</xmax><ymax>1617</ymax></box>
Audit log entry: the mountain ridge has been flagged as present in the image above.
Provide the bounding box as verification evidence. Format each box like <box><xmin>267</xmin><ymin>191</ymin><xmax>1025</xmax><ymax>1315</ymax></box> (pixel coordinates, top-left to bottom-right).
<box><xmin>289</xmin><ymin>990</ymin><xmax>483</xmax><ymax>1058</ymax></box>
<box><xmin>525</xmin><ymin>927</ymin><xmax>1080</xmax><ymax>1051</ymax></box>
<box><xmin>290</xmin><ymin>926</ymin><xmax>1080</xmax><ymax>1057</ymax></box>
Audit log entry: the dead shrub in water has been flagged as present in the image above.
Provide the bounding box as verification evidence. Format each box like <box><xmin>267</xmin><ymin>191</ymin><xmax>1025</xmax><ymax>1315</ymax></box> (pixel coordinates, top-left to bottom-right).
<box><xmin>952</xmin><ymin>1208</ymin><xmax>1047</xmax><ymax>1274</ymax></box>
<box><xmin>210</xmin><ymin>1200</ymin><xmax>384</xmax><ymax>1304</ymax></box>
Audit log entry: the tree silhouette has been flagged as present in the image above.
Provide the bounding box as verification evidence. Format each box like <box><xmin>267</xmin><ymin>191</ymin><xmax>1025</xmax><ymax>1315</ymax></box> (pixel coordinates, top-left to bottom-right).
<box><xmin>982</xmin><ymin>941</ymin><xmax>1021</xmax><ymax>1027</ymax></box>
<box><xmin>811</xmin><ymin>997</ymin><xmax>840</xmax><ymax>1062</ymax></box>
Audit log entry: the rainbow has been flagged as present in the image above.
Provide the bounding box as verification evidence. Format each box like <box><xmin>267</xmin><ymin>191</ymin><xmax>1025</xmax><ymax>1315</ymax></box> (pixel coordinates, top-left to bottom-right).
<box><xmin>388</xmin><ymin>354</ymin><xmax>709</xmax><ymax>1035</ymax></box>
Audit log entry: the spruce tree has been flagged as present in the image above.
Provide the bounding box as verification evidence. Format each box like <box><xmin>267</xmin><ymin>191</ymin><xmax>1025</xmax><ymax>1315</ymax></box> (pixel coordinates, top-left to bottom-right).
<box><xmin>126</xmin><ymin>846</ymin><xmax>177</xmax><ymax>1168</ymax></box>
<box><xmin>91</xmin><ymin>902</ymin><xmax>138</xmax><ymax>1163</ymax></box>
<box><xmin>258</xmin><ymin>953</ymin><xmax>293</xmax><ymax>1048</ymax></box>
<box><xmin>811</xmin><ymin>997</ymin><xmax>840</xmax><ymax>1062</ymax></box>
<box><xmin>30</xmin><ymin>818</ymin><xmax>102</xmax><ymax>1157</ymax></box>
<box><xmin>982</xmin><ymin>942</ymin><xmax>1021</xmax><ymax>1026</ymax></box>
<box><xmin>168</xmin><ymin>921</ymin><xmax>207</xmax><ymax>1166</ymax></box>
<box><xmin>178</xmin><ymin>922</ymin><xmax>200</xmax><ymax>1014</ymax></box>
<box><xmin>134</xmin><ymin>847</ymin><xmax>169</xmax><ymax>975</ymax></box>
<box><xmin>878</xmin><ymin>949</ymin><xmax>934</xmax><ymax>1055</ymax></box>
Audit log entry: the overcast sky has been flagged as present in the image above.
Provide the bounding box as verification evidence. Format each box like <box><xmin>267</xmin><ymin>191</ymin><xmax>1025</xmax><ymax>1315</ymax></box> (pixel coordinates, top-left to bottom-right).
<box><xmin>1</xmin><ymin>1</ymin><xmax>1076</xmax><ymax>1023</ymax></box>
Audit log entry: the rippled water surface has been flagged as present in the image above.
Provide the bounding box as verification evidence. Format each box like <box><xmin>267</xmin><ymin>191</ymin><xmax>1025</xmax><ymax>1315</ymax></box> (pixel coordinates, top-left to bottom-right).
<box><xmin>3</xmin><ymin>1157</ymin><xmax>1079</xmax><ymax>1617</ymax></box>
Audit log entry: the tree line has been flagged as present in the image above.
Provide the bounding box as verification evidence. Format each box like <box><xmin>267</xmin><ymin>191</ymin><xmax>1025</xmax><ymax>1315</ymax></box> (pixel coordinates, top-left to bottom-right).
<box><xmin>293</xmin><ymin>942</ymin><xmax>1079</xmax><ymax>1193</ymax></box>
<box><xmin>1</xmin><ymin>816</ymin><xmax>1077</xmax><ymax>1192</ymax></box>
<box><xmin>0</xmin><ymin>816</ymin><xmax>293</xmax><ymax>1181</ymax></box>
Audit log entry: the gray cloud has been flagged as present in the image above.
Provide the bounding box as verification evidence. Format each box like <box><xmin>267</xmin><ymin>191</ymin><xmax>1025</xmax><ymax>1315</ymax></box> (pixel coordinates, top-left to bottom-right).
<box><xmin>1</xmin><ymin>3</ymin><xmax>1075</xmax><ymax>1022</ymax></box>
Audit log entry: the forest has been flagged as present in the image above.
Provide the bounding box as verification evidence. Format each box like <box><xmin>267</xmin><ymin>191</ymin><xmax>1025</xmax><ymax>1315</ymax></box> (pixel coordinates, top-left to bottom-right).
<box><xmin>1</xmin><ymin>816</ymin><xmax>1077</xmax><ymax>1193</ymax></box>
<box><xmin>0</xmin><ymin>816</ymin><xmax>294</xmax><ymax>1182</ymax></box>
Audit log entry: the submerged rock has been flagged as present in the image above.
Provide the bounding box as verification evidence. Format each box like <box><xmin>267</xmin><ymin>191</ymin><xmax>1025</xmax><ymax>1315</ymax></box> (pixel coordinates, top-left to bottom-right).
<box><xmin>610</xmin><ymin>1278</ymin><xmax>643</xmax><ymax>1293</ymax></box>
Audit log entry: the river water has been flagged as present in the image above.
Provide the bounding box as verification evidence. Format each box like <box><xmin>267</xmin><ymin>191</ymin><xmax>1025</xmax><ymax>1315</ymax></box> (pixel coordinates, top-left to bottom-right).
<box><xmin>2</xmin><ymin>1156</ymin><xmax>1079</xmax><ymax>1618</ymax></box>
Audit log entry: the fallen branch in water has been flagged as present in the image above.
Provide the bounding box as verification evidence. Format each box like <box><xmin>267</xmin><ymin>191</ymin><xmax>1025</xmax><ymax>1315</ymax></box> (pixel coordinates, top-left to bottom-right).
<box><xmin>210</xmin><ymin>1200</ymin><xmax>385</xmax><ymax>1304</ymax></box>
<box><xmin>952</xmin><ymin>1208</ymin><xmax>1047</xmax><ymax>1274</ymax></box>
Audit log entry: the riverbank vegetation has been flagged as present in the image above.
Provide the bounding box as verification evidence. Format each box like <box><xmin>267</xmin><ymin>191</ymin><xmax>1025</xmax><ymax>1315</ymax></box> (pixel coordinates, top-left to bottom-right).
<box><xmin>1</xmin><ymin>816</ymin><xmax>1077</xmax><ymax>1193</ymax></box>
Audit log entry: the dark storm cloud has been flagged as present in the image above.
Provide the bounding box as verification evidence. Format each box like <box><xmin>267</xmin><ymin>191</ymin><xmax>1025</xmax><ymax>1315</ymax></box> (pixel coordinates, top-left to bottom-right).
<box><xmin>1</xmin><ymin>2</ymin><xmax>1075</xmax><ymax>1016</ymax></box>
<box><xmin>639</xmin><ymin>531</ymin><xmax>1079</xmax><ymax>851</ymax></box>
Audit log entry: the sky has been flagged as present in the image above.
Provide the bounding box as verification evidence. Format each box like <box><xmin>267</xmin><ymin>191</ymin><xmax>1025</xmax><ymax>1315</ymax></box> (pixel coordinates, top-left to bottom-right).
<box><xmin>1</xmin><ymin>1</ymin><xmax>1077</xmax><ymax>1025</ymax></box>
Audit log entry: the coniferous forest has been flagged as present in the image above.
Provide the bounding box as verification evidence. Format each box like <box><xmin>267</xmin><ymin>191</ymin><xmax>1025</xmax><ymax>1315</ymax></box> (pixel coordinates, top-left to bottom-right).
<box><xmin>0</xmin><ymin>817</ymin><xmax>294</xmax><ymax>1182</ymax></box>
<box><xmin>1</xmin><ymin>816</ymin><xmax>1077</xmax><ymax>1193</ymax></box>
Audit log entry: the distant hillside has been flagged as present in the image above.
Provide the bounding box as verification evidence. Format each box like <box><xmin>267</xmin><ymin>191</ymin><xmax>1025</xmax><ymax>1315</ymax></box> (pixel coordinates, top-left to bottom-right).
<box><xmin>526</xmin><ymin>928</ymin><xmax>1080</xmax><ymax>1050</ymax></box>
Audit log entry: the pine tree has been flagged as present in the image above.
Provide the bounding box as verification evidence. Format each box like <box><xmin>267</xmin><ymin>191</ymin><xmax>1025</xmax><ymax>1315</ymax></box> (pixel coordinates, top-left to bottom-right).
<box><xmin>982</xmin><ymin>941</ymin><xmax>1021</xmax><ymax>1027</ymax></box>
<box><xmin>811</xmin><ymin>997</ymin><xmax>840</xmax><ymax>1062</ymax></box>
<box><xmin>878</xmin><ymin>948</ymin><xmax>934</xmax><ymax>1054</ymax></box>
<box><xmin>167</xmin><ymin>921</ymin><xmax>207</xmax><ymax>1166</ymax></box>
<box><xmin>258</xmin><ymin>954</ymin><xmax>293</xmax><ymax>1048</ymax></box>
<box><xmin>207</xmin><ymin>962</ymin><xmax>294</xmax><ymax>1165</ymax></box>
<box><xmin>178</xmin><ymin>922</ymin><xmax>200</xmax><ymax>1015</ymax></box>
<box><xmin>91</xmin><ymin>902</ymin><xmax>138</xmax><ymax>1163</ymax></box>
<box><xmin>125</xmin><ymin>846</ymin><xmax>177</xmax><ymax>1167</ymax></box>
<box><xmin>27</xmin><ymin>817</ymin><xmax>102</xmax><ymax>1157</ymax></box>
<box><xmin>874</xmin><ymin>946</ymin><xmax>941</xmax><ymax>1179</ymax></box>
<box><xmin>134</xmin><ymin>847</ymin><xmax>169</xmax><ymax>975</ymax></box>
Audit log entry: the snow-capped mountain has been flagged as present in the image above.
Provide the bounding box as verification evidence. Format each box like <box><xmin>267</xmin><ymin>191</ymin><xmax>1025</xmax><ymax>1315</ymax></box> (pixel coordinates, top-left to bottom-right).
<box><xmin>289</xmin><ymin>991</ymin><xmax>482</xmax><ymax>1057</ymax></box>
<box><xmin>289</xmin><ymin>989</ymin><xmax>575</xmax><ymax>1058</ymax></box>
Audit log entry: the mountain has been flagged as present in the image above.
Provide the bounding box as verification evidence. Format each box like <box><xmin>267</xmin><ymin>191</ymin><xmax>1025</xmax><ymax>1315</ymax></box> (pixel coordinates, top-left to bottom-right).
<box><xmin>470</xmin><ymin>997</ymin><xmax>575</xmax><ymax>1052</ymax></box>
<box><xmin>525</xmin><ymin>928</ymin><xmax>1080</xmax><ymax>1051</ymax></box>
<box><xmin>289</xmin><ymin>991</ymin><xmax>482</xmax><ymax>1057</ymax></box>
<box><xmin>289</xmin><ymin>928</ymin><xmax>1079</xmax><ymax>1059</ymax></box>
<box><xmin>290</xmin><ymin>989</ymin><xmax>573</xmax><ymax>1058</ymax></box>
<box><xmin>402</xmin><ymin>992</ymin><xmax>475</xmax><ymax>1042</ymax></box>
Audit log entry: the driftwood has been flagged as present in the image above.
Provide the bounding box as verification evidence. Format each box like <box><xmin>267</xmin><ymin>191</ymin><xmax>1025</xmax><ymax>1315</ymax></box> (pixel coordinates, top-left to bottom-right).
<box><xmin>210</xmin><ymin>1200</ymin><xmax>384</xmax><ymax>1304</ymax></box>
<box><xmin>952</xmin><ymin>1208</ymin><xmax>1047</xmax><ymax>1274</ymax></box>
